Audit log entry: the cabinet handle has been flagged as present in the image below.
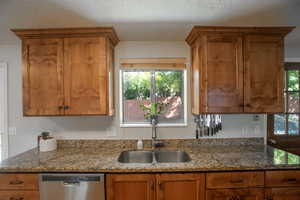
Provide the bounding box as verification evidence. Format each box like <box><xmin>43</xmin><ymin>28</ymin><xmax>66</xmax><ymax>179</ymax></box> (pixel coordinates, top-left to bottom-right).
<box><xmin>285</xmin><ymin>178</ymin><xmax>297</xmax><ymax>183</ymax></box>
<box><xmin>158</xmin><ymin>182</ymin><xmax>164</xmax><ymax>190</ymax></box>
<box><xmin>265</xmin><ymin>197</ymin><xmax>273</xmax><ymax>200</ymax></box>
<box><xmin>245</xmin><ymin>104</ymin><xmax>251</xmax><ymax>107</ymax></box>
<box><xmin>9</xmin><ymin>180</ymin><xmax>24</xmax><ymax>185</ymax></box>
<box><xmin>58</xmin><ymin>106</ymin><xmax>64</xmax><ymax>110</ymax></box>
<box><xmin>230</xmin><ymin>179</ymin><xmax>243</xmax><ymax>184</ymax></box>
<box><xmin>150</xmin><ymin>181</ymin><xmax>154</xmax><ymax>190</ymax></box>
<box><xmin>9</xmin><ymin>197</ymin><xmax>24</xmax><ymax>200</ymax></box>
<box><xmin>64</xmin><ymin>106</ymin><xmax>70</xmax><ymax>110</ymax></box>
<box><xmin>239</xmin><ymin>104</ymin><xmax>244</xmax><ymax>107</ymax></box>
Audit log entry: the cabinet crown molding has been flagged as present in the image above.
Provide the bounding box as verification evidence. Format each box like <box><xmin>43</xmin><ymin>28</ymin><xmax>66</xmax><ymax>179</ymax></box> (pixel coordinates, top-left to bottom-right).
<box><xmin>186</xmin><ymin>26</ymin><xmax>295</xmax><ymax>45</ymax></box>
<box><xmin>11</xmin><ymin>27</ymin><xmax>120</xmax><ymax>46</ymax></box>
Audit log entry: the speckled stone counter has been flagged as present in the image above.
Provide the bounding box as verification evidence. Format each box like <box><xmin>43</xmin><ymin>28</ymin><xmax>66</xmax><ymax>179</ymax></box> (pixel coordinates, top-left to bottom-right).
<box><xmin>1</xmin><ymin>138</ymin><xmax>300</xmax><ymax>173</ymax></box>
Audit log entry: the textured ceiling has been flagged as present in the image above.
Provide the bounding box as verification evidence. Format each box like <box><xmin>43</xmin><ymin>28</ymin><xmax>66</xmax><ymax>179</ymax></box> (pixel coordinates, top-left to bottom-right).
<box><xmin>0</xmin><ymin>0</ymin><xmax>299</xmax><ymax>47</ymax></box>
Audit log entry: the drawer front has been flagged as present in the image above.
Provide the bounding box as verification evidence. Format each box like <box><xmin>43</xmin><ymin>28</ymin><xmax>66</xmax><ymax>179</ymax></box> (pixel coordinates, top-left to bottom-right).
<box><xmin>0</xmin><ymin>174</ymin><xmax>38</xmax><ymax>190</ymax></box>
<box><xmin>265</xmin><ymin>188</ymin><xmax>300</xmax><ymax>200</ymax></box>
<box><xmin>206</xmin><ymin>188</ymin><xmax>264</xmax><ymax>200</ymax></box>
<box><xmin>266</xmin><ymin>170</ymin><xmax>300</xmax><ymax>187</ymax></box>
<box><xmin>206</xmin><ymin>171</ymin><xmax>264</xmax><ymax>189</ymax></box>
<box><xmin>0</xmin><ymin>191</ymin><xmax>39</xmax><ymax>200</ymax></box>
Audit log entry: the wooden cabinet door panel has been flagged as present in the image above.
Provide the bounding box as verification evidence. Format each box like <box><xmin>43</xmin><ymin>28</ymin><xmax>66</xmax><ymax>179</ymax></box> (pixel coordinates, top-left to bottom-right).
<box><xmin>156</xmin><ymin>173</ymin><xmax>205</xmax><ymax>200</ymax></box>
<box><xmin>206</xmin><ymin>188</ymin><xmax>264</xmax><ymax>200</ymax></box>
<box><xmin>204</xmin><ymin>34</ymin><xmax>244</xmax><ymax>113</ymax></box>
<box><xmin>23</xmin><ymin>38</ymin><xmax>64</xmax><ymax>116</ymax></box>
<box><xmin>106</xmin><ymin>174</ymin><xmax>155</xmax><ymax>200</ymax></box>
<box><xmin>244</xmin><ymin>35</ymin><xmax>284</xmax><ymax>113</ymax></box>
<box><xmin>266</xmin><ymin>188</ymin><xmax>300</xmax><ymax>200</ymax></box>
<box><xmin>64</xmin><ymin>37</ymin><xmax>108</xmax><ymax>115</ymax></box>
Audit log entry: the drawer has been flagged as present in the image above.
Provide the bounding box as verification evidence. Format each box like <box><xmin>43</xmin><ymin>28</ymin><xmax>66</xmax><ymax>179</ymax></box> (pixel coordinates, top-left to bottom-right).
<box><xmin>206</xmin><ymin>188</ymin><xmax>264</xmax><ymax>200</ymax></box>
<box><xmin>266</xmin><ymin>170</ymin><xmax>300</xmax><ymax>187</ymax></box>
<box><xmin>0</xmin><ymin>174</ymin><xmax>38</xmax><ymax>190</ymax></box>
<box><xmin>0</xmin><ymin>191</ymin><xmax>39</xmax><ymax>200</ymax></box>
<box><xmin>206</xmin><ymin>171</ymin><xmax>264</xmax><ymax>189</ymax></box>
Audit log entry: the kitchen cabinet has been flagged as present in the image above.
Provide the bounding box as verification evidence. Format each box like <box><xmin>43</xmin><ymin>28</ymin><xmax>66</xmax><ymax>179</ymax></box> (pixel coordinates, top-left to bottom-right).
<box><xmin>12</xmin><ymin>27</ymin><xmax>119</xmax><ymax>116</ymax></box>
<box><xmin>106</xmin><ymin>174</ymin><xmax>156</xmax><ymax>200</ymax></box>
<box><xmin>0</xmin><ymin>174</ymin><xmax>39</xmax><ymax>200</ymax></box>
<box><xmin>206</xmin><ymin>172</ymin><xmax>264</xmax><ymax>189</ymax></box>
<box><xmin>206</xmin><ymin>188</ymin><xmax>264</xmax><ymax>200</ymax></box>
<box><xmin>106</xmin><ymin>173</ymin><xmax>205</xmax><ymax>200</ymax></box>
<box><xmin>156</xmin><ymin>173</ymin><xmax>205</xmax><ymax>200</ymax></box>
<box><xmin>186</xmin><ymin>26</ymin><xmax>294</xmax><ymax>114</ymax></box>
<box><xmin>265</xmin><ymin>188</ymin><xmax>300</xmax><ymax>200</ymax></box>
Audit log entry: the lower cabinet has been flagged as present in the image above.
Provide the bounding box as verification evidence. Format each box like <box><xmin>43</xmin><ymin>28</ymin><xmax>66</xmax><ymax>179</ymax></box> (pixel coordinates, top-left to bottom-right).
<box><xmin>265</xmin><ymin>188</ymin><xmax>300</xmax><ymax>200</ymax></box>
<box><xmin>206</xmin><ymin>188</ymin><xmax>264</xmax><ymax>200</ymax></box>
<box><xmin>106</xmin><ymin>174</ymin><xmax>155</xmax><ymax>200</ymax></box>
<box><xmin>156</xmin><ymin>173</ymin><xmax>205</xmax><ymax>200</ymax></box>
<box><xmin>106</xmin><ymin>173</ymin><xmax>205</xmax><ymax>200</ymax></box>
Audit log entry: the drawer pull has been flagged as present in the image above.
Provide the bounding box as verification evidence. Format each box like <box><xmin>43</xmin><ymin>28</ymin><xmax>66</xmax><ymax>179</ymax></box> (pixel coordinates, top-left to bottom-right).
<box><xmin>230</xmin><ymin>179</ymin><xmax>243</xmax><ymax>184</ymax></box>
<box><xmin>285</xmin><ymin>178</ymin><xmax>297</xmax><ymax>183</ymax></box>
<box><xmin>9</xmin><ymin>197</ymin><xmax>24</xmax><ymax>200</ymax></box>
<box><xmin>9</xmin><ymin>180</ymin><xmax>24</xmax><ymax>185</ymax></box>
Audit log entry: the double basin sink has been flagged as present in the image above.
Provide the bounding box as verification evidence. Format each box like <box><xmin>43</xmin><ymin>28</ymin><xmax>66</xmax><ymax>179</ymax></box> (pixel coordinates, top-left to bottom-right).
<box><xmin>118</xmin><ymin>150</ymin><xmax>191</xmax><ymax>164</ymax></box>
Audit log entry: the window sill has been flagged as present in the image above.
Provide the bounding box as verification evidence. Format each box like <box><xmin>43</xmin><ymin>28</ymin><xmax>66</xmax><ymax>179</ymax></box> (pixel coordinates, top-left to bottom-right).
<box><xmin>120</xmin><ymin>123</ymin><xmax>188</xmax><ymax>128</ymax></box>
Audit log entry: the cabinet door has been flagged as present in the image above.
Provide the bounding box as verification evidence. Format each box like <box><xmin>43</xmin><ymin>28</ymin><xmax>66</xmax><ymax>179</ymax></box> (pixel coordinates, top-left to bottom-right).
<box><xmin>106</xmin><ymin>174</ymin><xmax>155</xmax><ymax>200</ymax></box>
<box><xmin>206</xmin><ymin>188</ymin><xmax>264</xmax><ymax>200</ymax></box>
<box><xmin>244</xmin><ymin>35</ymin><xmax>284</xmax><ymax>113</ymax></box>
<box><xmin>266</xmin><ymin>188</ymin><xmax>300</xmax><ymax>200</ymax></box>
<box><xmin>203</xmin><ymin>34</ymin><xmax>244</xmax><ymax>113</ymax></box>
<box><xmin>156</xmin><ymin>173</ymin><xmax>205</xmax><ymax>200</ymax></box>
<box><xmin>22</xmin><ymin>38</ymin><xmax>64</xmax><ymax>116</ymax></box>
<box><xmin>64</xmin><ymin>37</ymin><xmax>108</xmax><ymax>115</ymax></box>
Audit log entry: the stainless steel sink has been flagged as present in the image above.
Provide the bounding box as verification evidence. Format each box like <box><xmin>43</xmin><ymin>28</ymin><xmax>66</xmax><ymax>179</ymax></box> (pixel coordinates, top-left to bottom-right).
<box><xmin>118</xmin><ymin>151</ymin><xmax>153</xmax><ymax>163</ymax></box>
<box><xmin>118</xmin><ymin>150</ymin><xmax>191</xmax><ymax>164</ymax></box>
<box><xmin>154</xmin><ymin>151</ymin><xmax>191</xmax><ymax>163</ymax></box>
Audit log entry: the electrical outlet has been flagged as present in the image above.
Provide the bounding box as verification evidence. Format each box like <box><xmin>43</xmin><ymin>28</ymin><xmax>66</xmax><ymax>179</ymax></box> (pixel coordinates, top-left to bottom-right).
<box><xmin>8</xmin><ymin>127</ymin><xmax>16</xmax><ymax>136</ymax></box>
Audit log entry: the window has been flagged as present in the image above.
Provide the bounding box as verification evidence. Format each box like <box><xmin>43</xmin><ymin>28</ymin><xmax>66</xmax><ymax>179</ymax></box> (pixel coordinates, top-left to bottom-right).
<box><xmin>268</xmin><ymin>62</ymin><xmax>300</xmax><ymax>148</ymax></box>
<box><xmin>119</xmin><ymin>59</ymin><xmax>187</xmax><ymax>127</ymax></box>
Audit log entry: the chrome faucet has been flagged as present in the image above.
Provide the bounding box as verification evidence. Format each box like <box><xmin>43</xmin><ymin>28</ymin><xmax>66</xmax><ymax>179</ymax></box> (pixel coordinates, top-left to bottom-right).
<box><xmin>151</xmin><ymin>116</ymin><xmax>164</xmax><ymax>149</ymax></box>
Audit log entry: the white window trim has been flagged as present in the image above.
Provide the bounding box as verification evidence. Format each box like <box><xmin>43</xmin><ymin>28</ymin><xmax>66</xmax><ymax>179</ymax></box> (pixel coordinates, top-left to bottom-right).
<box><xmin>119</xmin><ymin>69</ymin><xmax>188</xmax><ymax>127</ymax></box>
<box><xmin>0</xmin><ymin>62</ymin><xmax>8</xmax><ymax>160</ymax></box>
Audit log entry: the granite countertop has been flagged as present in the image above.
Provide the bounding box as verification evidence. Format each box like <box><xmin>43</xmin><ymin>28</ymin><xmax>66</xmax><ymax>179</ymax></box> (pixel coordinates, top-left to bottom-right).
<box><xmin>1</xmin><ymin>138</ymin><xmax>300</xmax><ymax>173</ymax></box>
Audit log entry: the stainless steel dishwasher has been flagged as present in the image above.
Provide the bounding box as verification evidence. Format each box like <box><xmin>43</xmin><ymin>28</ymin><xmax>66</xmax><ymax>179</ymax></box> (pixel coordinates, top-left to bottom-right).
<box><xmin>40</xmin><ymin>174</ymin><xmax>105</xmax><ymax>200</ymax></box>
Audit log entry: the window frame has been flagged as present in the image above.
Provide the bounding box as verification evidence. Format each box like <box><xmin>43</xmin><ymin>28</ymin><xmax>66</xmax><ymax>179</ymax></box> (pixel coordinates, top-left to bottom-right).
<box><xmin>268</xmin><ymin>62</ymin><xmax>300</xmax><ymax>148</ymax></box>
<box><xmin>119</xmin><ymin>69</ymin><xmax>188</xmax><ymax>127</ymax></box>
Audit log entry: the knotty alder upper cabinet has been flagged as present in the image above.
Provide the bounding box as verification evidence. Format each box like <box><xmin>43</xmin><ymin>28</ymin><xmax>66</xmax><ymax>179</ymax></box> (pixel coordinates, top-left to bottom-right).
<box><xmin>186</xmin><ymin>26</ymin><xmax>295</xmax><ymax>114</ymax></box>
<box><xmin>12</xmin><ymin>27</ymin><xmax>119</xmax><ymax>116</ymax></box>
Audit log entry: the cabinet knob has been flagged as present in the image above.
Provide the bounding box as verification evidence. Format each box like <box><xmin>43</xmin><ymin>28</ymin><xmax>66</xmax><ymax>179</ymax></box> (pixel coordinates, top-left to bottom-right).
<box><xmin>58</xmin><ymin>106</ymin><xmax>64</xmax><ymax>110</ymax></box>
<box><xmin>64</xmin><ymin>106</ymin><xmax>70</xmax><ymax>110</ymax></box>
<box><xmin>239</xmin><ymin>104</ymin><xmax>244</xmax><ymax>107</ymax></box>
<box><xmin>245</xmin><ymin>104</ymin><xmax>251</xmax><ymax>107</ymax></box>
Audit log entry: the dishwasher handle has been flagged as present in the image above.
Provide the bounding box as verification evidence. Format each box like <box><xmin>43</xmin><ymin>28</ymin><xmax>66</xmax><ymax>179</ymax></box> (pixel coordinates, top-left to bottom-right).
<box><xmin>63</xmin><ymin>181</ymin><xmax>80</xmax><ymax>187</ymax></box>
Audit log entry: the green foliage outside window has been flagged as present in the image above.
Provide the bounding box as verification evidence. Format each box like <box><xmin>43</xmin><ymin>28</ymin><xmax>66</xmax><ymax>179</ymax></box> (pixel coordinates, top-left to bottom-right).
<box><xmin>123</xmin><ymin>71</ymin><xmax>183</xmax><ymax>100</ymax></box>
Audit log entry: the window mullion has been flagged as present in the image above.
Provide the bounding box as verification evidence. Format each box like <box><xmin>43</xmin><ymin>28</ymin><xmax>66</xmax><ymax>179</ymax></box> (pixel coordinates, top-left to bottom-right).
<box><xmin>298</xmin><ymin>69</ymin><xmax>300</xmax><ymax>135</ymax></box>
<box><xmin>285</xmin><ymin>70</ymin><xmax>289</xmax><ymax>135</ymax></box>
<box><xmin>150</xmin><ymin>71</ymin><xmax>156</xmax><ymax>104</ymax></box>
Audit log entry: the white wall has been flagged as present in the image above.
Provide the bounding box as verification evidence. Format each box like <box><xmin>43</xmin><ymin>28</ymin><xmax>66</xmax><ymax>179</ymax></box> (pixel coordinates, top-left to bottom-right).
<box><xmin>0</xmin><ymin>41</ymin><xmax>268</xmax><ymax>157</ymax></box>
